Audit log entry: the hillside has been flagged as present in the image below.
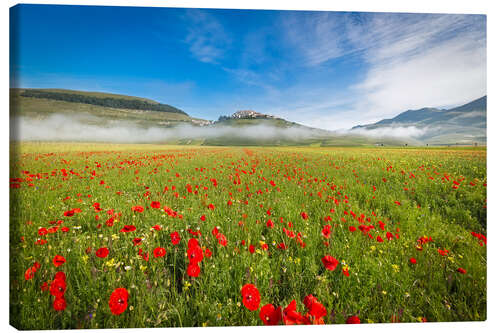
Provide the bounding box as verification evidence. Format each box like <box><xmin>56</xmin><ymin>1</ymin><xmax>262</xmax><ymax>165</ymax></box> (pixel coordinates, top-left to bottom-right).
<box><xmin>352</xmin><ymin>96</ymin><xmax>486</xmax><ymax>144</ymax></box>
<box><xmin>10</xmin><ymin>88</ymin><xmax>210</xmax><ymax>128</ymax></box>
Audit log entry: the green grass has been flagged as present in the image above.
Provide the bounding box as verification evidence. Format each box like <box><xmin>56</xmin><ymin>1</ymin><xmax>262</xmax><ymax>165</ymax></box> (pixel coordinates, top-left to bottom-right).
<box><xmin>10</xmin><ymin>143</ymin><xmax>486</xmax><ymax>328</ymax></box>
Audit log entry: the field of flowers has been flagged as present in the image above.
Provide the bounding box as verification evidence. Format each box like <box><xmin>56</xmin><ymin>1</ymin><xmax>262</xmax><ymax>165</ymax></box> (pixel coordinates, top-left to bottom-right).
<box><xmin>9</xmin><ymin>143</ymin><xmax>487</xmax><ymax>329</ymax></box>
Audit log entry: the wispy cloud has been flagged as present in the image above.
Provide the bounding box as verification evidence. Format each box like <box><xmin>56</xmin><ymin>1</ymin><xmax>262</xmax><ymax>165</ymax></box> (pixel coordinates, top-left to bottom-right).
<box><xmin>275</xmin><ymin>12</ymin><xmax>486</xmax><ymax>130</ymax></box>
<box><xmin>184</xmin><ymin>9</ymin><xmax>231</xmax><ymax>64</ymax></box>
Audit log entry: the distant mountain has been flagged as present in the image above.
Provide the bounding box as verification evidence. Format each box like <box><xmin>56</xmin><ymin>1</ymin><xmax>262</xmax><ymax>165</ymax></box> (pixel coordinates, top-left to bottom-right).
<box><xmin>352</xmin><ymin>96</ymin><xmax>486</xmax><ymax>144</ymax></box>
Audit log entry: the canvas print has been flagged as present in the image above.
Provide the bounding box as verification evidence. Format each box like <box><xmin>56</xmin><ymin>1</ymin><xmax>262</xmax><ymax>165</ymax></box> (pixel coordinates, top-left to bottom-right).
<box><xmin>9</xmin><ymin>3</ymin><xmax>486</xmax><ymax>329</ymax></box>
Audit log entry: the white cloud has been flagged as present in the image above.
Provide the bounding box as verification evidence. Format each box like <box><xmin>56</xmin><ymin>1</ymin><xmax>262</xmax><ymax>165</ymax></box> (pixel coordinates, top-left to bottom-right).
<box><xmin>275</xmin><ymin>13</ymin><xmax>486</xmax><ymax>130</ymax></box>
<box><xmin>184</xmin><ymin>10</ymin><xmax>231</xmax><ymax>64</ymax></box>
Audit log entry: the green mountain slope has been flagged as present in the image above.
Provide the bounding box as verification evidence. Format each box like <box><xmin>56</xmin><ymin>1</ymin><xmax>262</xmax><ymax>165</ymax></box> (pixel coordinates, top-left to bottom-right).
<box><xmin>10</xmin><ymin>88</ymin><xmax>208</xmax><ymax>127</ymax></box>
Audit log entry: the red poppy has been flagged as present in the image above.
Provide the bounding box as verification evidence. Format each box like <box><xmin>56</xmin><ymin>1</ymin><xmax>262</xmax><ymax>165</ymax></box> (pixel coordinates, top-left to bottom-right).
<box><xmin>96</xmin><ymin>247</ymin><xmax>110</xmax><ymax>258</ymax></box>
<box><xmin>109</xmin><ymin>288</ymin><xmax>129</xmax><ymax>315</ymax></box>
<box><xmin>133</xmin><ymin>238</ymin><xmax>142</xmax><ymax>246</ymax></box>
<box><xmin>187</xmin><ymin>246</ymin><xmax>203</xmax><ymax>263</ymax></box>
<box><xmin>170</xmin><ymin>231</ymin><xmax>181</xmax><ymax>245</ymax></box>
<box><xmin>187</xmin><ymin>263</ymin><xmax>200</xmax><ymax>277</ymax></box>
<box><xmin>208</xmin><ymin>204</ymin><xmax>215</xmax><ymax>210</ymax></box>
<box><xmin>346</xmin><ymin>315</ymin><xmax>361</xmax><ymax>324</ymax></box>
<box><xmin>409</xmin><ymin>258</ymin><xmax>417</xmax><ymax>265</ymax></box>
<box><xmin>188</xmin><ymin>238</ymin><xmax>199</xmax><ymax>248</ymax></box>
<box><xmin>205</xmin><ymin>248</ymin><xmax>212</xmax><ymax>258</ymax></box>
<box><xmin>153</xmin><ymin>247</ymin><xmax>166</xmax><ymax>258</ymax></box>
<box><xmin>303</xmin><ymin>294</ymin><xmax>319</xmax><ymax>309</ymax></box>
<box><xmin>376</xmin><ymin>236</ymin><xmax>384</xmax><ymax>243</ymax></box>
<box><xmin>283</xmin><ymin>300</ymin><xmax>305</xmax><ymax>325</ymax></box>
<box><xmin>349</xmin><ymin>226</ymin><xmax>357</xmax><ymax>232</ymax></box>
<box><xmin>301</xmin><ymin>212</ymin><xmax>309</xmax><ymax>220</ymax></box>
<box><xmin>249</xmin><ymin>245</ymin><xmax>255</xmax><ymax>254</ymax></box>
<box><xmin>53</xmin><ymin>297</ymin><xmax>67</xmax><ymax>311</ymax></box>
<box><xmin>241</xmin><ymin>284</ymin><xmax>261</xmax><ymax>311</ymax></box>
<box><xmin>308</xmin><ymin>301</ymin><xmax>327</xmax><ymax>319</ymax></box>
<box><xmin>260</xmin><ymin>304</ymin><xmax>282</xmax><ymax>325</ymax></box>
<box><xmin>53</xmin><ymin>255</ymin><xmax>66</xmax><ymax>267</ymax></box>
<box><xmin>321</xmin><ymin>255</ymin><xmax>339</xmax><ymax>271</ymax></box>
<box><xmin>151</xmin><ymin>201</ymin><xmax>161</xmax><ymax>209</ymax></box>
<box><xmin>41</xmin><ymin>281</ymin><xmax>49</xmax><ymax>292</ymax></box>
<box><xmin>120</xmin><ymin>225</ymin><xmax>136</xmax><ymax>232</ymax></box>
<box><xmin>63</xmin><ymin>210</ymin><xmax>75</xmax><ymax>217</ymax></box>
<box><xmin>25</xmin><ymin>267</ymin><xmax>35</xmax><ymax>280</ymax></box>
<box><xmin>61</xmin><ymin>226</ymin><xmax>69</xmax><ymax>232</ymax></box>
<box><xmin>38</xmin><ymin>227</ymin><xmax>48</xmax><ymax>236</ymax></box>
<box><xmin>457</xmin><ymin>267</ymin><xmax>467</xmax><ymax>274</ymax></box>
<box><xmin>200</xmin><ymin>215</ymin><xmax>206</xmax><ymax>222</ymax></box>
<box><xmin>131</xmin><ymin>205</ymin><xmax>144</xmax><ymax>213</ymax></box>
<box><xmin>322</xmin><ymin>225</ymin><xmax>332</xmax><ymax>238</ymax></box>
<box><xmin>54</xmin><ymin>271</ymin><xmax>66</xmax><ymax>281</ymax></box>
<box><xmin>437</xmin><ymin>248</ymin><xmax>449</xmax><ymax>256</ymax></box>
<box><xmin>50</xmin><ymin>279</ymin><xmax>67</xmax><ymax>298</ymax></box>
<box><xmin>216</xmin><ymin>233</ymin><xmax>228</xmax><ymax>247</ymax></box>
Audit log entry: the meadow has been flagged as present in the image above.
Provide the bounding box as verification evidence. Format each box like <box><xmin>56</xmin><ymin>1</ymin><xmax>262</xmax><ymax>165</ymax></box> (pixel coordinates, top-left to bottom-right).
<box><xmin>9</xmin><ymin>143</ymin><xmax>487</xmax><ymax>329</ymax></box>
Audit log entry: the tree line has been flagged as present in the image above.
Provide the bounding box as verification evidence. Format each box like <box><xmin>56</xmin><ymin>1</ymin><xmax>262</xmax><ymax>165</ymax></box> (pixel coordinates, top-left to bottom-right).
<box><xmin>21</xmin><ymin>89</ymin><xmax>188</xmax><ymax>115</ymax></box>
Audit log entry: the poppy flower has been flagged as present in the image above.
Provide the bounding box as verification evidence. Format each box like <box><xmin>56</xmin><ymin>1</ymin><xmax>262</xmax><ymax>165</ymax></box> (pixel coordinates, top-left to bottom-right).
<box><xmin>150</xmin><ymin>201</ymin><xmax>161</xmax><ymax>209</ymax></box>
<box><xmin>216</xmin><ymin>233</ymin><xmax>228</xmax><ymax>247</ymax></box>
<box><xmin>321</xmin><ymin>255</ymin><xmax>339</xmax><ymax>271</ymax></box>
<box><xmin>308</xmin><ymin>301</ymin><xmax>327</xmax><ymax>319</ymax></box>
<box><xmin>187</xmin><ymin>263</ymin><xmax>200</xmax><ymax>277</ymax></box>
<box><xmin>38</xmin><ymin>227</ymin><xmax>48</xmax><ymax>236</ymax></box>
<box><xmin>53</xmin><ymin>297</ymin><xmax>67</xmax><ymax>311</ymax></box>
<box><xmin>241</xmin><ymin>284</ymin><xmax>261</xmax><ymax>311</ymax></box>
<box><xmin>249</xmin><ymin>245</ymin><xmax>255</xmax><ymax>254</ymax></box>
<box><xmin>96</xmin><ymin>247</ymin><xmax>110</xmax><ymax>258</ymax></box>
<box><xmin>120</xmin><ymin>225</ymin><xmax>136</xmax><ymax>232</ymax></box>
<box><xmin>303</xmin><ymin>294</ymin><xmax>319</xmax><ymax>309</ymax></box>
<box><xmin>259</xmin><ymin>304</ymin><xmax>282</xmax><ymax>325</ymax></box>
<box><xmin>301</xmin><ymin>212</ymin><xmax>309</xmax><ymax>220</ymax></box>
<box><xmin>322</xmin><ymin>225</ymin><xmax>332</xmax><ymax>238</ymax></box>
<box><xmin>53</xmin><ymin>255</ymin><xmax>66</xmax><ymax>267</ymax></box>
<box><xmin>283</xmin><ymin>300</ymin><xmax>303</xmax><ymax>325</ymax></box>
<box><xmin>151</xmin><ymin>224</ymin><xmax>161</xmax><ymax>231</ymax></box>
<box><xmin>376</xmin><ymin>236</ymin><xmax>384</xmax><ymax>243</ymax></box>
<box><xmin>204</xmin><ymin>248</ymin><xmax>212</xmax><ymax>258</ymax></box>
<box><xmin>131</xmin><ymin>206</ymin><xmax>144</xmax><ymax>213</ymax></box>
<box><xmin>54</xmin><ymin>271</ymin><xmax>66</xmax><ymax>281</ymax></box>
<box><xmin>153</xmin><ymin>247</ymin><xmax>166</xmax><ymax>258</ymax></box>
<box><xmin>409</xmin><ymin>258</ymin><xmax>417</xmax><ymax>265</ymax></box>
<box><xmin>63</xmin><ymin>210</ymin><xmax>75</xmax><ymax>217</ymax></box>
<box><xmin>109</xmin><ymin>288</ymin><xmax>129</xmax><ymax>315</ymax></box>
<box><xmin>208</xmin><ymin>204</ymin><xmax>215</xmax><ymax>210</ymax></box>
<box><xmin>187</xmin><ymin>246</ymin><xmax>203</xmax><ymax>263</ymax></box>
<box><xmin>40</xmin><ymin>282</ymin><xmax>49</xmax><ymax>292</ymax></box>
<box><xmin>50</xmin><ymin>279</ymin><xmax>67</xmax><ymax>298</ymax></box>
<box><xmin>349</xmin><ymin>226</ymin><xmax>356</xmax><ymax>232</ymax></box>
<box><xmin>170</xmin><ymin>231</ymin><xmax>181</xmax><ymax>245</ymax></box>
<box><xmin>188</xmin><ymin>238</ymin><xmax>199</xmax><ymax>248</ymax></box>
<box><xmin>457</xmin><ymin>267</ymin><xmax>467</xmax><ymax>274</ymax></box>
<box><xmin>200</xmin><ymin>215</ymin><xmax>206</xmax><ymax>222</ymax></box>
<box><xmin>346</xmin><ymin>315</ymin><xmax>361</xmax><ymax>324</ymax></box>
<box><xmin>25</xmin><ymin>267</ymin><xmax>35</xmax><ymax>280</ymax></box>
<box><xmin>133</xmin><ymin>238</ymin><xmax>142</xmax><ymax>246</ymax></box>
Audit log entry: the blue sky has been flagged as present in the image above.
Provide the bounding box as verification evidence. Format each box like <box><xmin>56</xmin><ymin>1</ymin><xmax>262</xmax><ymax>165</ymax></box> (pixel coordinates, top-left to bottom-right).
<box><xmin>10</xmin><ymin>4</ymin><xmax>486</xmax><ymax>130</ymax></box>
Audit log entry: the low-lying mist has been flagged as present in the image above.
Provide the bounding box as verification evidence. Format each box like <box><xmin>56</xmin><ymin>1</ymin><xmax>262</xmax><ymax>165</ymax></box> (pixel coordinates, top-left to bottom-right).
<box><xmin>10</xmin><ymin>113</ymin><xmax>435</xmax><ymax>144</ymax></box>
<box><xmin>10</xmin><ymin>113</ymin><xmax>323</xmax><ymax>143</ymax></box>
